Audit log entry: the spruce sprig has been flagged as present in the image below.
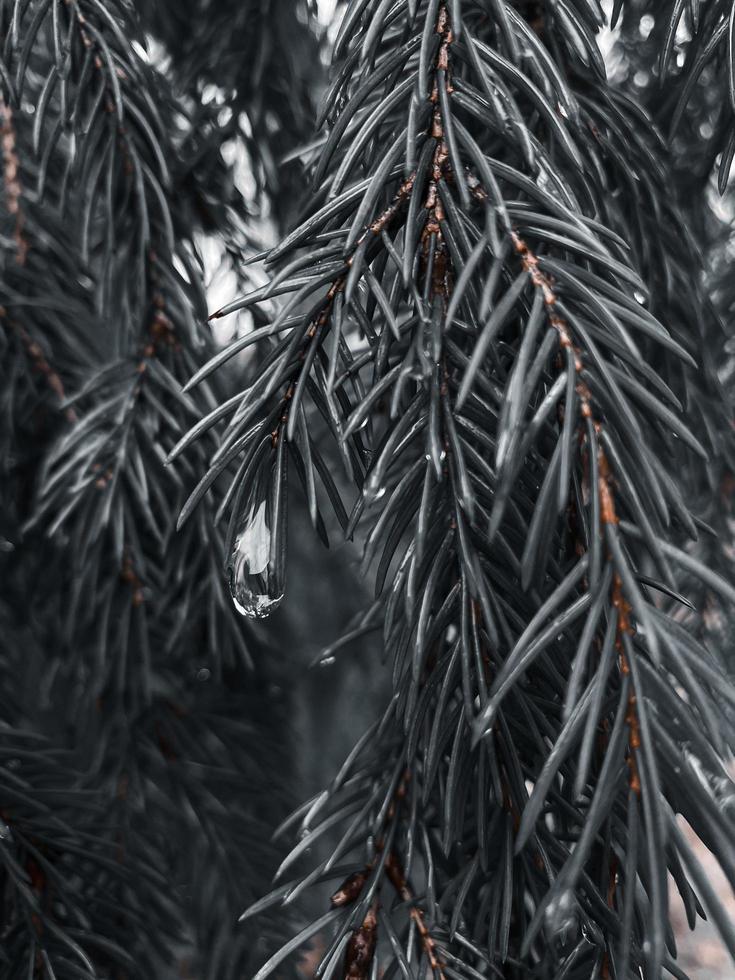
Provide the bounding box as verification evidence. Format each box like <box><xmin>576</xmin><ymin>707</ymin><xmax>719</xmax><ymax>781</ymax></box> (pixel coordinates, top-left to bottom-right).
<box><xmin>177</xmin><ymin>2</ymin><xmax>735</xmax><ymax>977</ymax></box>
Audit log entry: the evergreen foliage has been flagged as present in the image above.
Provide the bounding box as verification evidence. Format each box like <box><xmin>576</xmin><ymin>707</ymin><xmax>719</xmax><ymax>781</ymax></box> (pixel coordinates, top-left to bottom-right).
<box><xmin>177</xmin><ymin>1</ymin><xmax>735</xmax><ymax>978</ymax></box>
<box><xmin>2</xmin><ymin>1</ymin><xmax>735</xmax><ymax>979</ymax></box>
<box><xmin>1</xmin><ymin>0</ymin><xmax>319</xmax><ymax>975</ymax></box>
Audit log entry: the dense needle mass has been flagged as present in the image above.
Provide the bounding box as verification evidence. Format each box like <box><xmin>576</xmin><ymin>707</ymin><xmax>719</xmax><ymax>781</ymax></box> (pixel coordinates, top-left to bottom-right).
<box><xmin>178</xmin><ymin>2</ymin><xmax>735</xmax><ymax>978</ymax></box>
<box><xmin>2</xmin><ymin>1</ymin><xmax>735</xmax><ymax>978</ymax></box>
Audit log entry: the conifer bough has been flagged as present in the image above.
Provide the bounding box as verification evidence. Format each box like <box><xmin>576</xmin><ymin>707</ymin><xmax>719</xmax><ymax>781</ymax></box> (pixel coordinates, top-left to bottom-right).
<box><xmin>177</xmin><ymin>0</ymin><xmax>735</xmax><ymax>978</ymax></box>
<box><xmin>1</xmin><ymin>0</ymin><xmax>321</xmax><ymax>975</ymax></box>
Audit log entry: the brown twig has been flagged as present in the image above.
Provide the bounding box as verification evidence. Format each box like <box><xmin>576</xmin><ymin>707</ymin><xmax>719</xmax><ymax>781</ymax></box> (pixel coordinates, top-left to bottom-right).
<box><xmin>0</xmin><ymin>94</ymin><xmax>28</xmax><ymax>265</ymax></box>
<box><xmin>510</xmin><ymin>230</ymin><xmax>642</xmax><ymax>797</ymax></box>
<box><xmin>329</xmin><ymin>773</ymin><xmax>444</xmax><ymax>980</ymax></box>
<box><xmin>386</xmin><ymin>851</ymin><xmax>447</xmax><ymax>979</ymax></box>
<box><xmin>120</xmin><ymin>550</ymin><xmax>145</xmax><ymax>607</ymax></box>
<box><xmin>512</xmin><ymin>231</ymin><xmax>644</xmax><ymax>978</ymax></box>
<box><xmin>0</xmin><ymin>308</ymin><xmax>77</xmax><ymax>422</ymax></box>
<box><xmin>343</xmin><ymin>902</ymin><xmax>379</xmax><ymax>980</ymax></box>
<box><xmin>512</xmin><ymin>224</ymin><xmax>642</xmax><ymax>965</ymax></box>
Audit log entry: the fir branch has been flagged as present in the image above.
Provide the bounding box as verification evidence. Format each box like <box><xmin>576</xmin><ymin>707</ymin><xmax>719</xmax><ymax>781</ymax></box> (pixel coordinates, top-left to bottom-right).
<box><xmin>1</xmin><ymin>1</ymin><xmax>307</xmax><ymax>972</ymax></box>
<box><xmin>176</xmin><ymin>1</ymin><xmax>735</xmax><ymax>976</ymax></box>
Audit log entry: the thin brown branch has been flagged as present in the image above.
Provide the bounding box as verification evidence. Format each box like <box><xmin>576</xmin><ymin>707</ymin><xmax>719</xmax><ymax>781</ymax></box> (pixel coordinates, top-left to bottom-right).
<box><xmin>343</xmin><ymin>902</ymin><xmax>378</xmax><ymax>980</ymax></box>
<box><xmin>511</xmin><ymin>230</ymin><xmax>642</xmax><ymax>797</ymax></box>
<box><xmin>0</xmin><ymin>94</ymin><xmax>28</xmax><ymax>265</ymax></box>
<box><xmin>1</xmin><ymin>309</ymin><xmax>76</xmax><ymax>421</ymax></box>
<box><xmin>386</xmin><ymin>851</ymin><xmax>446</xmax><ymax>979</ymax></box>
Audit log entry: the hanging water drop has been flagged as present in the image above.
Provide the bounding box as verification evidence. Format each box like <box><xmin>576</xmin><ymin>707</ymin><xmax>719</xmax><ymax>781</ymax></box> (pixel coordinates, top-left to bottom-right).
<box><xmin>227</xmin><ymin>446</ymin><xmax>287</xmax><ymax>619</ymax></box>
<box><xmin>363</xmin><ymin>468</ymin><xmax>387</xmax><ymax>501</ymax></box>
<box><xmin>545</xmin><ymin>888</ymin><xmax>577</xmax><ymax>943</ymax></box>
<box><xmin>228</xmin><ymin>499</ymin><xmax>284</xmax><ymax>617</ymax></box>
<box><xmin>363</xmin><ymin>477</ymin><xmax>387</xmax><ymax>502</ymax></box>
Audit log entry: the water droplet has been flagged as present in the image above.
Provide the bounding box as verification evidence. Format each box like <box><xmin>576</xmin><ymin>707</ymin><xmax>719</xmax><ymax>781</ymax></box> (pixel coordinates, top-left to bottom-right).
<box><xmin>228</xmin><ymin>498</ymin><xmax>284</xmax><ymax>619</ymax></box>
<box><xmin>0</xmin><ymin>820</ymin><xmax>12</xmax><ymax>841</ymax></box>
<box><xmin>363</xmin><ymin>479</ymin><xmax>386</xmax><ymax>501</ymax></box>
<box><xmin>364</xmin><ymin>471</ymin><xmax>387</xmax><ymax>501</ymax></box>
<box><xmin>580</xmin><ymin>920</ymin><xmax>603</xmax><ymax>946</ymax></box>
<box><xmin>639</xmin><ymin>14</ymin><xmax>654</xmax><ymax>39</ymax></box>
<box><xmin>546</xmin><ymin>889</ymin><xmax>577</xmax><ymax>943</ymax></box>
<box><xmin>319</xmin><ymin>655</ymin><xmax>336</xmax><ymax>667</ymax></box>
<box><xmin>634</xmin><ymin>290</ymin><xmax>646</xmax><ymax>305</ymax></box>
<box><xmin>712</xmin><ymin>776</ymin><xmax>735</xmax><ymax>813</ymax></box>
<box><xmin>196</xmin><ymin>667</ymin><xmax>211</xmax><ymax>682</ymax></box>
